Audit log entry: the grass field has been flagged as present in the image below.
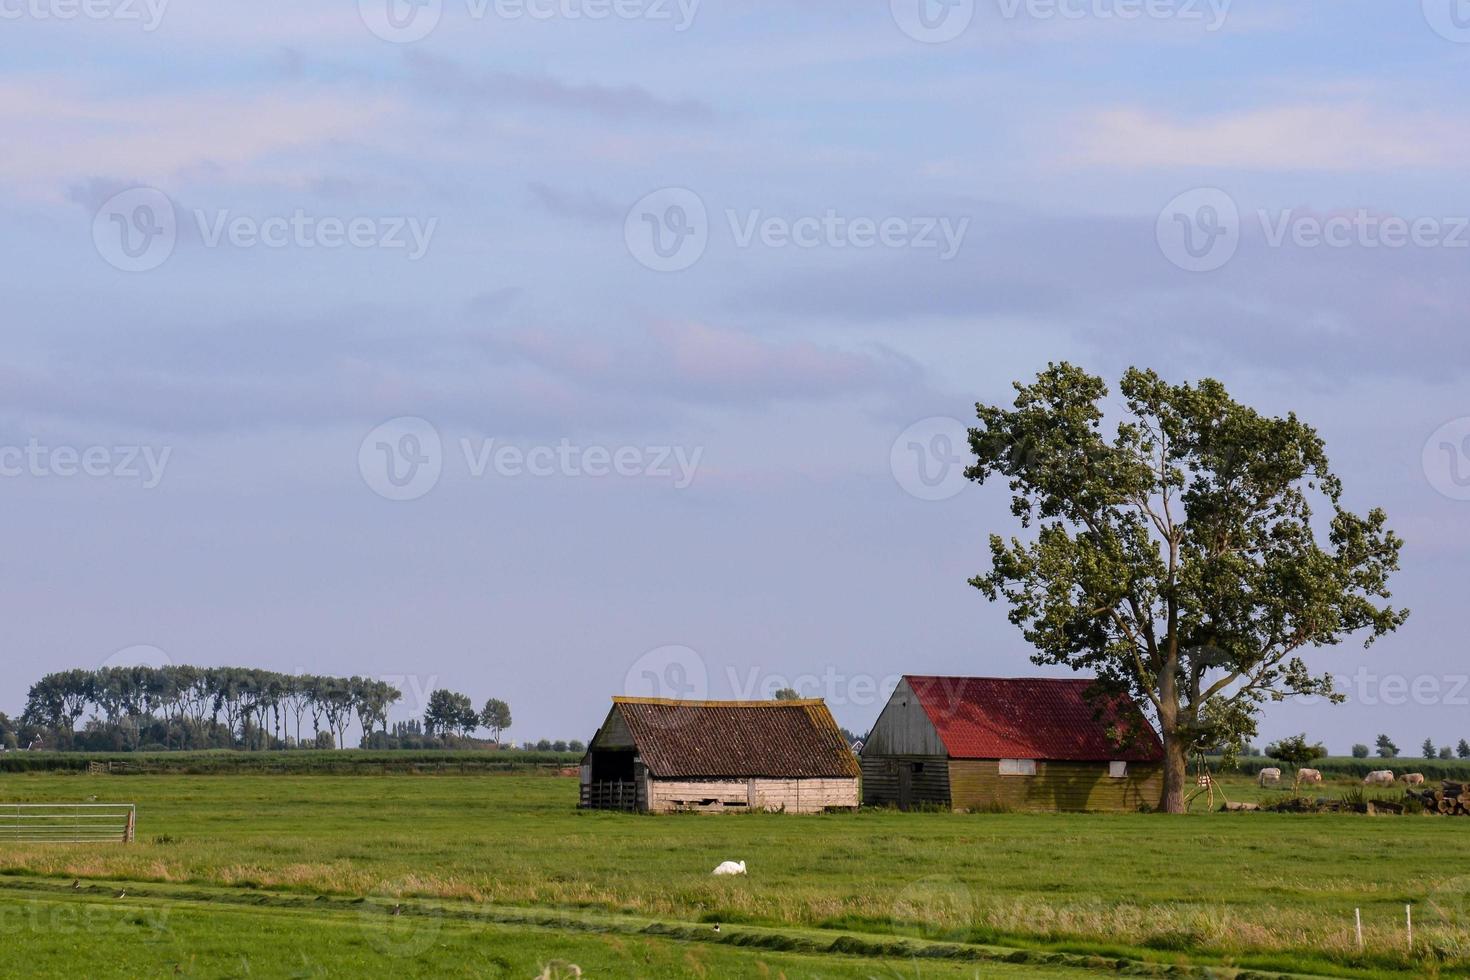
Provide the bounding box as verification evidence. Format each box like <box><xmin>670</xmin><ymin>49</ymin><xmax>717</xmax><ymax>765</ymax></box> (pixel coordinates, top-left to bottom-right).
<box><xmin>0</xmin><ymin>770</ymin><xmax>1467</xmax><ymax>978</ymax></box>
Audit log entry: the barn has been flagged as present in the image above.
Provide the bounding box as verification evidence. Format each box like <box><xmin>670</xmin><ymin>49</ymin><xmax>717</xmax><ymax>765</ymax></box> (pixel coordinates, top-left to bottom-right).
<box><xmin>579</xmin><ymin>697</ymin><xmax>861</xmax><ymax>813</ymax></box>
<box><xmin>860</xmin><ymin>676</ymin><xmax>1163</xmax><ymax>812</ymax></box>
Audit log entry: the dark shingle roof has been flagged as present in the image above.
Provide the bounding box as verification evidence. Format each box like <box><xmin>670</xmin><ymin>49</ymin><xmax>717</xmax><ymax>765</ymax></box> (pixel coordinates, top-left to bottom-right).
<box><xmin>612</xmin><ymin>697</ymin><xmax>861</xmax><ymax>779</ymax></box>
<box><xmin>905</xmin><ymin>676</ymin><xmax>1163</xmax><ymax>762</ymax></box>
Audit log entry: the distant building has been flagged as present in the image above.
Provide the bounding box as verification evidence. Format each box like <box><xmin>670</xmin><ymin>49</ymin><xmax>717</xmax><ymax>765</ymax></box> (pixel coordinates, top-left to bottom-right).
<box><xmin>579</xmin><ymin>697</ymin><xmax>861</xmax><ymax>813</ymax></box>
<box><xmin>860</xmin><ymin>676</ymin><xmax>1163</xmax><ymax>812</ymax></box>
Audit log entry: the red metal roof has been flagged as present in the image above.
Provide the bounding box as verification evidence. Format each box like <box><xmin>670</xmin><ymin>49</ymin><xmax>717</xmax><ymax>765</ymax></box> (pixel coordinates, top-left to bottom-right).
<box><xmin>904</xmin><ymin>676</ymin><xmax>1163</xmax><ymax>762</ymax></box>
<box><xmin>611</xmin><ymin>697</ymin><xmax>861</xmax><ymax>780</ymax></box>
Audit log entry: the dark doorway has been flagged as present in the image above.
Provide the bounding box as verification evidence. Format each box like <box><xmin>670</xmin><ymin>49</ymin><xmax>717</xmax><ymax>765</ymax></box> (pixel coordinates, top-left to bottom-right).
<box><xmin>590</xmin><ymin>750</ymin><xmax>635</xmax><ymax>782</ymax></box>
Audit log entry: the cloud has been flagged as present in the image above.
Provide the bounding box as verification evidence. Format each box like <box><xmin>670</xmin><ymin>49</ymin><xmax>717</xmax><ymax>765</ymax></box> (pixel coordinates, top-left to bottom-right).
<box><xmin>729</xmin><ymin>197</ymin><xmax>1470</xmax><ymax>384</ymax></box>
<box><xmin>1071</xmin><ymin>104</ymin><xmax>1470</xmax><ymax>172</ymax></box>
<box><xmin>0</xmin><ymin>79</ymin><xmax>400</xmax><ymax>197</ymax></box>
<box><xmin>481</xmin><ymin>320</ymin><xmax>923</xmax><ymax>407</ymax></box>
<box><xmin>0</xmin><ymin>311</ymin><xmax>924</xmax><ymax>438</ymax></box>
<box><xmin>402</xmin><ymin>51</ymin><xmax>716</xmax><ymax>123</ymax></box>
<box><xmin>527</xmin><ymin>182</ymin><xmax>622</xmax><ymax>224</ymax></box>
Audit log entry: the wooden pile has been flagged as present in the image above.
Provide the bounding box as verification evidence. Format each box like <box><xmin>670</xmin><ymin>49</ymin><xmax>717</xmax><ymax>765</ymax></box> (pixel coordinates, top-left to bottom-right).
<box><xmin>1405</xmin><ymin>780</ymin><xmax>1469</xmax><ymax>816</ymax></box>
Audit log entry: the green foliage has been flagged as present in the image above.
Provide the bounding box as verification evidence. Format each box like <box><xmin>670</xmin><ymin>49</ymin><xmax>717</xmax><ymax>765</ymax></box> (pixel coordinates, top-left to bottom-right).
<box><xmin>479</xmin><ymin>698</ymin><xmax>512</xmax><ymax>744</ymax></box>
<box><xmin>1460</xmin><ymin>739</ymin><xmax>1470</xmax><ymax>759</ymax></box>
<box><xmin>773</xmin><ymin>688</ymin><xmax>801</xmax><ymax>701</ymax></box>
<box><xmin>16</xmin><ymin>665</ymin><xmax>400</xmax><ymax>752</ymax></box>
<box><xmin>1264</xmin><ymin>733</ymin><xmax>1326</xmax><ymax>769</ymax></box>
<box><xmin>1351</xmin><ymin>743</ymin><xmax>1369</xmax><ymax>758</ymax></box>
<box><xmin>1440</xmin><ymin>745</ymin><xmax>1454</xmax><ymax>760</ymax></box>
<box><xmin>966</xmin><ymin>364</ymin><xmax>1407</xmax><ymax>810</ymax></box>
<box><xmin>1375</xmin><ymin>733</ymin><xmax>1399</xmax><ymax>758</ymax></box>
<box><xmin>0</xmin><ymin>749</ymin><xmax>579</xmax><ymax>774</ymax></box>
<box><xmin>1424</xmin><ymin>737</ymin><xmax>1439</xmax><ymax>759</ymax></box>
<box><xmin>424</xmin><ymin>690</ymin><xmax>478</xmax><ymax>738</ymax></box>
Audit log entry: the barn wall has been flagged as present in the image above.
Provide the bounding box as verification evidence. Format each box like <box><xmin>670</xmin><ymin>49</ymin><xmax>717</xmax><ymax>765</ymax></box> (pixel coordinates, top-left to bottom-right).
<box><xmin>646</xmin><ymin>777</ymin><xmax>858</xmax><ymax>814</ymax></box>
<box><xmin>948</xmin><ymin>760</ymin><xmax>1163</xmax><ymax>812</ymax></box>
<box><xmin>860</xmin><ymin>754</ymin><xmax>950</xmax><ymax>808</ymax></box>
<box><xmin>588</xmin><ymin>707</ymin><xmax>635</xmax><ymax>750</ymax></box>
<box><xmin>860</xmin><ymin>679</ymin><xmax>946</xmax><ymax>757</ymax></box>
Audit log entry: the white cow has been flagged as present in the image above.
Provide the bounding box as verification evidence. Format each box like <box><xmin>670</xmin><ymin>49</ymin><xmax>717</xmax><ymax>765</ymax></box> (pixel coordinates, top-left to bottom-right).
<box><xmin>1297</xmin><ymin>769</ymin><xmax>1323</xmax><ymax>784</ymax></box>
<box><xmin>1363</xmin><ymin>770</ymin><xmax>1395</xmax><ymax>786</ymax></box>
<box><xmin>1402</xmin><ymin>773</ymin><xmax>1425</xmax><ymax>786</ymax></box>
<box><xmin>1258</xmin><ymin>767</ymin><xmax>1282</xmax><ymax>786</ymax></box>
<box><xmin>712</xmin><ymin>861</ymin><xmax>747</xmax><ymax>876</ymax></box>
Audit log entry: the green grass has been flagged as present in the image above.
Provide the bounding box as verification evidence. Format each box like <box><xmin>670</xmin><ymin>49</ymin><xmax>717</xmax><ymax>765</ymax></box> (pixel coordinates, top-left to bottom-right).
<box><xmin>0</xmin><ymin>887</ymin><xmax>1105</xmax><ymax>980</ymax></box>
<box><xmin>0</xmin><ymin>771</ymin><xmax>1466</xmax><ymax>978</ymax></box>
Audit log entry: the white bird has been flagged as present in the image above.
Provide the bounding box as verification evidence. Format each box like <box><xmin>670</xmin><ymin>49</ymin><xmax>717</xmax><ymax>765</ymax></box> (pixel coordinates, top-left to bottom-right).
<box><xmin>711</xmin><ymin>861</ymin><xmax>746</xmax><ymax>876</ymax></box>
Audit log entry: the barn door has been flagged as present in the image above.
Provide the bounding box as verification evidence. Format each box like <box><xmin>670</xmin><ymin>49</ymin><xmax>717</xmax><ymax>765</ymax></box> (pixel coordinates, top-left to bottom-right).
<box><xmin>898</xmin><ymin>763</ymin><xmax>913</xmax><ymax>811</ymax></box>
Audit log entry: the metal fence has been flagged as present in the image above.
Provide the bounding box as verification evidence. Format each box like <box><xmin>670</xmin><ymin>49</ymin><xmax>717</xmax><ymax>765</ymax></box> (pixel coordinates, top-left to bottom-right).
<box><xmin>0</xmin><ymin>804</ymin><xmax>136</xmax><ymax>843</ymax></box>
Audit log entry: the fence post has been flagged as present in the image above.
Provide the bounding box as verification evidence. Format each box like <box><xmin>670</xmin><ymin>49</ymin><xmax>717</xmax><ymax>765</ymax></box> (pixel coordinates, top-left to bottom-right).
<box><xmin>1355</xmin><ymin>908</ymin><xmax>1363</xmax><ymax>951</ymax></box>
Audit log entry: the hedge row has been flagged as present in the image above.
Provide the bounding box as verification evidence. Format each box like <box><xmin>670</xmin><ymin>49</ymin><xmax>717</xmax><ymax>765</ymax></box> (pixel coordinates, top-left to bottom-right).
<box><xmin>0</xmin><ymin>749</ymin><xmax>582</xmax><ymax>775</ymax></box>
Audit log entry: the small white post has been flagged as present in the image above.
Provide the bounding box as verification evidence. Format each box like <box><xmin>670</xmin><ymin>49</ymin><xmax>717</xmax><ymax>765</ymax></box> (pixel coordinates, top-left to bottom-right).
<box><xmin>1355</xmin><ymin>908</ymin><xmax>1363</xmax><ymax>951</ymax></box>
<box><xmin>1406</xmin><ymin>904</ymin><xmax>1413</xmax><ymax>954</ymax></box>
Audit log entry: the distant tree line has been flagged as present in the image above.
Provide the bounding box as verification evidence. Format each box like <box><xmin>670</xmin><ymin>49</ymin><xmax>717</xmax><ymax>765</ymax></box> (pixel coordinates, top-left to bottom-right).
<box><xmin>4</xmin><ymin>670</ymin><xmax>586</xmax><ymax>754</ymax></box>
<box><xmin>1349</xmin><ymin>735</ymin><xmax>1470</xmax><ymax>760</ymax></box>
<box><xmin>12</xmin><ymin>666</ymin><xmax>402</xmax><ymax>752</ymax></box>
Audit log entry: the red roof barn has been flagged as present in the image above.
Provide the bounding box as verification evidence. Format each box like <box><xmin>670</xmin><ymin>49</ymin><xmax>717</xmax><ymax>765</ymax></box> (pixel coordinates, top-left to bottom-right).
<box><xmin>859</xmin><ymin>676</ymin><xmax>1163</xmax><ymax>812</ymax></box>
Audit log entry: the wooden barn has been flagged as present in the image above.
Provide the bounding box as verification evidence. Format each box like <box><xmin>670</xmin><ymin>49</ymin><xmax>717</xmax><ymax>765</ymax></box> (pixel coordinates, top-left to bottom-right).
<box><xmin>579</xmin><ymin>697</ymin><xmax>861</xmax><ymax>813</ymax></box>
<box><xmin>860</xmin><ymin>676</ymin><xmax>1163</xmax><ymax>812</ymax></box>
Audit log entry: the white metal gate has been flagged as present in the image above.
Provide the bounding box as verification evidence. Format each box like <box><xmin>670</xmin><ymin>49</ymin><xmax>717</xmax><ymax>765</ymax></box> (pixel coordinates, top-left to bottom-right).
<box><xmin>0</xmin><ymin>804</ymin><xmax>136</xmax><ymax>843</ymax></box>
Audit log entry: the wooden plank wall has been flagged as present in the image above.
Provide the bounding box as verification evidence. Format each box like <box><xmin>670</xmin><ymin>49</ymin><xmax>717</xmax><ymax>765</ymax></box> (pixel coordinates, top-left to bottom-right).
<box><xmin>947</xmin><ymin>759</ymin><xmax>1163</xmax><ymax>812</ymax></box>
<box><xmin>860</xmin><ymin>754</ymin><xmax>951</xmax><ymax>808</ymax></box>
<box><xmin>646</xmin><ymin>777</ymin><xmax>859</xmax><ymax>813</ymax></box>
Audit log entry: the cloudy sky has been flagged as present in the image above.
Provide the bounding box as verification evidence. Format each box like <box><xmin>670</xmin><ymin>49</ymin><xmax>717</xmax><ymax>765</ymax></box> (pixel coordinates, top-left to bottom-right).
<box><xmin>4</xmin><ymin>0</ymin><xmax>1469</xmax><ymax>752</ymax></box>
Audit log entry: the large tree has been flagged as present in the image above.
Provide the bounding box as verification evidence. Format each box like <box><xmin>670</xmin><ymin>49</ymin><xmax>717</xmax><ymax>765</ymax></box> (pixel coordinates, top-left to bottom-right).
<box><xmin>479</xmin><ymin>698</ymin><xmax>512</xmax><ymax>745</ymax></box>
<box><xmin>425</xmin><ymin>689</ymin><xmax>476</xmax><ymax>739</ymax></box>
<box><xmin>967</xmin><ymin>364</ymin><xmax>1406</xmax><ymax>813</ymax></box>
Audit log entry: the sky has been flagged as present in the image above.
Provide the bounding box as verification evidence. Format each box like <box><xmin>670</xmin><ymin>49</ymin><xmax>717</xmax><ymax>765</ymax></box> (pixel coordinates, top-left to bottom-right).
<box><xmin>3</xmin><ymin>0</ymin><xmax>1469</xmax><ymax>753</ymax></box>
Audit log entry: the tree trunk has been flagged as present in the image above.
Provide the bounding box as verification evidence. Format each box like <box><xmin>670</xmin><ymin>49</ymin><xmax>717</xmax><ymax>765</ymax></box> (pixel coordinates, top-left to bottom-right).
<box><xmin>1161</xmin><ymin>731</ymin><xmax>1188</xmax><ymax>813</ymax></box>
<box><xmin>1160</xmin><ymin>724</ymin><xmax>1188</xmax><ymax>814</ymax></box>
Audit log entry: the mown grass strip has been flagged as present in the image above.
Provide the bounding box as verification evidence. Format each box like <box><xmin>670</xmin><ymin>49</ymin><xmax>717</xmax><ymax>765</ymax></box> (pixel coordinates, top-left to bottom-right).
<box><xmin>0</xmin><ymin>874</ymin><xmax>1341</xmax><ymax>980</ymax></box>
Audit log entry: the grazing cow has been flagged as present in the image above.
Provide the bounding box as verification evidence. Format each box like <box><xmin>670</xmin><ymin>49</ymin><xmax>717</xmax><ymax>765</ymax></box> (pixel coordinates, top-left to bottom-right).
<box><xmin>1297</xmin><ymin>768</ymin><xmax>1323</xmax><ymax>784</ymax></box>
<box><xmin>1363</xmin><ymin>770</ymin><xmax>1395</xmax><ymax>786</ymax></box>
<box><xmin>1258</xmin><ymin>767</ymin><xmax>1282</xmax><ymax>786</ymax></box>
<box><xmin>1402</xmin><ymin>773</ymin><xmax>1425</xmax><ymax>786</ymax></box>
